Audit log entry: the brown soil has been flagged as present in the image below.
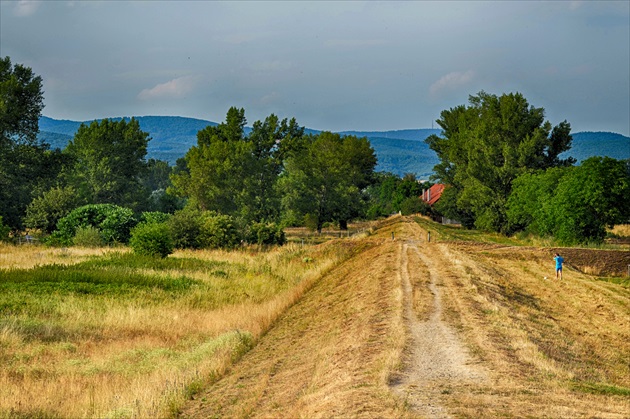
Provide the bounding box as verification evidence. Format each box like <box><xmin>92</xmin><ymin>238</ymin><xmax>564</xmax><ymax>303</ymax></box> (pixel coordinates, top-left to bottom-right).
<box><xmin>550</xmin><ymin>247</ymin><xmax>630</xmax><ymax>276</ymax></box>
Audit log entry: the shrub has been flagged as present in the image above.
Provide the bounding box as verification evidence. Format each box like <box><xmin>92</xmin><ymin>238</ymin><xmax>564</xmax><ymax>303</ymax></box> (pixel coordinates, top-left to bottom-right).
<box><xmin>200</xmin><ymin>214</ymin><xmax>240</xmax><ymax>249</ymax></box>
<box><xmin>303</xmin><ymin>213</ymin><xmax>319</xmax><ymax>231</ymax></box>
<box><xmin>246</xmin><ymin>222</ymin><xmax>286</xmax><ymax>245</ymax></box>
<box><xmin>129</xmin><ymin>222</ymin><xmax>173</xmax><ymax>258</ymax></box>
<box><xmin>99</xmin><ymin>205</ymin><xmax>137</xmax><ymax>243</ymax></box>
<box><xmin>139</xmin><ymin>211</ymin><xmax>172</xmax><ymax>225</ymax></box>
<box><xmin>25</xmin><ymin>186</ymin><xmax>80</xmax><ymax>234</ymax></box>
<box><xmin>400</xmin><ymin>196</ymin><xmax>431</xmax><ymax>216</ymax></box>
<box><xmin>0</xmin><ymin>216</ymin><xmax>10</xmax><ymax>241</ymax></box>
<box><xmin>168</xmin><ymin>208</ymin><xmax>204</xmax><ymax>249</ymax></box>
<box><xmin>167</xmin><ymin>209</ymin><xmax>244</xmax><ymax>249</ymax></box>
<box><xmin>53</xmin><ymin>204</ymin><xmax>137</xmax><ymax>246</ymax></box>
<box><xmin>279</xmin><ymin>209</ymin><xmax>302</xmax><ymax>228</ymax></box>
<box><xmin>147</xmin><ymin>188</ymin><xmax>184</xmax><ymax>213</ymax></box>
<box><xmin>366</xmin><ymin>204</ymin><xmax>388</xmax><ymax>219</ymax></box>
<box><xmin>73</xmin><ymin>225</ymin><xmax>104</xmax><ymax>247</ymax></box>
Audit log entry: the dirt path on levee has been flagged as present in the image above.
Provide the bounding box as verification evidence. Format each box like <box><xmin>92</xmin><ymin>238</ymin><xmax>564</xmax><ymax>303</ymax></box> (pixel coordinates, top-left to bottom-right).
<box><xmin>390</xmin><ymin>237</ymin><xmax>487</xmax><ymax>418</ymax></box>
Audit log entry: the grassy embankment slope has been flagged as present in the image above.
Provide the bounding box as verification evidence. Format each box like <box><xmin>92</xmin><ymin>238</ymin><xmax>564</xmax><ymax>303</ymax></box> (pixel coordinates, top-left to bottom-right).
<box><xmin>183</xmin><ymin>216</ymin><xmax>629</xmax><ymax>418</ymax></box>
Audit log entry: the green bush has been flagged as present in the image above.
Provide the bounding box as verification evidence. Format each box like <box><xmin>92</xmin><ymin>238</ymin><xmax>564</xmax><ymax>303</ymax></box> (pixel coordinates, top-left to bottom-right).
<box><xmin>400</xmin><ymin>196</ymin><xmax>431</xmax><ymax>216</ymax></box>
<box><xmin>0</xmin><ymin>216</ymin><xmax>10</xmax><ymax>241</ymax></box>
<box><xmin>200</xmin><ymin>214</ymin><xmax>240</xmax><ymax>249</ymax></box>
<box><xmin>25</xmin><ymin>186</ymin><xmax>80</xmax><ymax>234</ymax></box>
<box><xmin>139</xmin><ymin>211</ymin><xmax>172</xmax><ymax>225</ymax></box>
<box><xmin>246</xmin><ymin>222</ymin><xmax>286</xmax><ymax>245</ymax></box>
<box><xmin>167</xmin><ymin>209</ymin><xmax>245</xmax><ymax>249</ymax></box>
<box><xmin>73</xmin><ymin>225</ymin><xmax>104</xmax><ymax>247</ymax></box>
<box><xmin>129</xmin><ymin>222</ymin><xmax>173</xmax><ymax>258</ymax></box>
<box><xmin>366</xmin><ymin>203</ymin><xmax>389</xmax><ymax>219</ymax></box>
<box><xmin>100</xmin><ymin>206</ymin><xmax>137</xmax><ymax>243</ymax></box>
<box><xmin>168</xmin><ymin>208</ymin><xmax>204</xmax><ymax>249</ymax></box>
<box><xmin>53</xmin><ymin>204</ymin><xmax>137</xmax><ymax>246</ymax></box>
<box><xmin>303</xmin><ymin>213</ymin><xmax>319</xmax><ymax>231</ymax></box>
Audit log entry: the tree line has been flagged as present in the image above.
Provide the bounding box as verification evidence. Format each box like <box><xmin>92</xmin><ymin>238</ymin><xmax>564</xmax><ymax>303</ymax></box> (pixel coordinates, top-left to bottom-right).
<box><xmin>426</xmin><ymin>91</ymin><xmax>629</xmax><ymax>244</ymax></box>
<box><xmin>1</xmin><ymin>57</ymin><xmax>429</xmax><ymax>252</ymax></box>
<box><xmin>2</xmin><ymin>57</ymin><xmax>627</xmax><ymax>249</ymax></box>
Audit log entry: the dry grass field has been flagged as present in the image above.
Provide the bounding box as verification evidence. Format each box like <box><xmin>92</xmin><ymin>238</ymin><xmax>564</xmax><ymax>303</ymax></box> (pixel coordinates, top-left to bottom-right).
<box><xmin>0</xmin><ymin>242</ymin><xmax>350</xmax><ymax>418</ymax></box>
<box><xmin>2</xmin><ymin>216</ymin><xmax>629</xmax><ymax>418</ymax></box>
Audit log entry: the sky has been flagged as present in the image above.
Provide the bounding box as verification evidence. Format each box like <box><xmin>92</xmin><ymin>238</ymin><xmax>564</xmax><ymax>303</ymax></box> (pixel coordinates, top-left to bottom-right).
<box><xmin>1</xmin><ymin>1</ymin><xmax>629</xmax><ymax>136</ymax></box>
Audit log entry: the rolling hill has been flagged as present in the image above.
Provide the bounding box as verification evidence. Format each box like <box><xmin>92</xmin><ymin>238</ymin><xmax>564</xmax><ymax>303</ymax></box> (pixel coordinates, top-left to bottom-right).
<box><xmin>37</xmin><ymin>116</ymin><xmax>629</xmax><ymax>177</ymax></box>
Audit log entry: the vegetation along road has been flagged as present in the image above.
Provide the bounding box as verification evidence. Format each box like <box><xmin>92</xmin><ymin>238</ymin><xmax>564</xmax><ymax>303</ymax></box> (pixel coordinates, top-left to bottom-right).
<box><xmin>182</xmin><ymin>215</ymin><xmax>630</xmax><ymax>418</ymax></box>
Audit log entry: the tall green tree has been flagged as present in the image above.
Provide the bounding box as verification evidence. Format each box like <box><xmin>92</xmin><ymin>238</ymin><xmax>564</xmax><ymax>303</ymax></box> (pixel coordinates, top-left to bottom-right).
<box><xmin>279</xmin><ymin>132</ymin><xmax>377</xmax><ymax>232</ymax></box>
<box><xmin>63</xmin><ymin>118</ymin><xmax>150</xmax><ymax>210</ymax></box>
<box><xmin>506</xmin><ymin>167</ymin><xmax>568</xmax><ymax>235</ymax></box>
<box><xmin>142</xmin><ymin>158</ymin><xmax>173</xmax><ymax>192</ymax></box>
<box><xmin>0</xmin><ymin>57</ymin><xmax>43</xmax><ymax>144</ymax></box>
<box><xmin>507</xmin><ymin>158</ymin><xmax>629</xmax><ymax>244</ymax></box>
<box><xmin>245</xmin><ymin>114</ymin><xmax>304</xmax><ymax>222</ymax></box>
<box><xmin>426</xmin><ymin>91</ymin><xmax>574</xmax><ymax>233</ymax></box>
<box><xmin>0</xmin><ymin>56</ymin><xmax>63</xmax><ymax>230</ymax></box>
<box><xmin>365</xmin><ymin>173</ymin><xmax>426</xmax><ymax>218</ymax></box>
<box><xmin>140</xmin><ymin>158</ymin><xmax>182</xmax><ymax>213</ymax></box>
<box><xmin>170</xmin><ymin>108</ymin><xmax>305</xmax><ymax>224</ymax></box>
<box><xmin>550</xmin><ymin>158</ymin><xmax>628</xmax><ymax>244</ymax></box>
<box><xmin>25</xmin><ymin>185</ymin><xmax>80</xmax><ymax>234</ymax></box>
<box><xmin>170</xmin><ymin>107</ymin><xmax>251</xmax><ymax>215</ymax></box>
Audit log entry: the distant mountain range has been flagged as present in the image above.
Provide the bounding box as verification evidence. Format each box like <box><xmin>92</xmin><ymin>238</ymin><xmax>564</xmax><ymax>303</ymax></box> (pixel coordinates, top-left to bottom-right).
<box><xmin>37</xmin><ymin>116</ymin><xmax>629</xmax><ymax>178</ymax></box>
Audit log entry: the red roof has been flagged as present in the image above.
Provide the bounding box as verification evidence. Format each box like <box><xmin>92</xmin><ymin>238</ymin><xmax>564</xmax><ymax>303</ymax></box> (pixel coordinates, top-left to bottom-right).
<box><xmin>421</xmin><ymin>183</ymin><xmax>445</xmax><ymax>206</ymax></box>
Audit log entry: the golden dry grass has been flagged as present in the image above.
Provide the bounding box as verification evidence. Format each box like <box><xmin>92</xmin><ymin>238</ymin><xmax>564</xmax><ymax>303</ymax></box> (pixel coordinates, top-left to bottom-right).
<box><xmin>610</xmin><ymin>224</ymin><xmax>630</xmax><ymax>237</ymax></box>
<box><xmin>182</xmin><ymin>222</ymin><xmax>409</xmax><ymax>418</ymax></box>
<box><xmin>3</xmin><ymin>216</ymin><xmax>628</xmax><ymax>418</ymax></box>
<box><xmin>0</xmin><ymin>242</ymin><xmax>346</xmax><ymax>418</ymax></box>
<box><xmin>412</xmin><ymin>237</ymin><xmax>630</xmax><ymax>417</ymax></box>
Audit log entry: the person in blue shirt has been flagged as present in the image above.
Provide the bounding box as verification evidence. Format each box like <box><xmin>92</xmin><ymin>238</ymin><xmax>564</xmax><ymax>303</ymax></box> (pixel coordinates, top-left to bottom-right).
<box><xmin>554</xmin><ymin>253</ymin><xmax>564</xmax><ymax>280</ymax></box>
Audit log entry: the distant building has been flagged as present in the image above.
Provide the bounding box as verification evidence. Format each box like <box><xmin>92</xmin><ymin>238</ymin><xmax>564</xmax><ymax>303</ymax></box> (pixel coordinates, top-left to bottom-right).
<box><xmin>421</xmin><ymin>183</ymin><xmax>460</xmax><ymax>225</ymax></box>
<box><xmin>421</xmin><ymin>183</ymin><xmax>445</xmax><ymax>206</ymax></box>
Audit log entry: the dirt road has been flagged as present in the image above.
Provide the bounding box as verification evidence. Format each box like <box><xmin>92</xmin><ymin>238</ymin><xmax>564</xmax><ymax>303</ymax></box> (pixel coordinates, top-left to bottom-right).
<box><xmin>391</xmin><ymin>239</ymin><xmax>487</xmax><ymax>418</ymax></box>
<box><xmin>182</xmin><ymin>216</ymin><xmax>630</xmax><ymax>418</ymax></box>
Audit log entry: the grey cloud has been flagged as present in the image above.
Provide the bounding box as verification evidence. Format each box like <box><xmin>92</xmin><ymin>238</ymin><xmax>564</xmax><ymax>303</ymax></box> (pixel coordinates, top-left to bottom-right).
<box><xmin>0</xmin><ymin>1</ymin><xmax>627</xmax><ymax>135</ymax></box>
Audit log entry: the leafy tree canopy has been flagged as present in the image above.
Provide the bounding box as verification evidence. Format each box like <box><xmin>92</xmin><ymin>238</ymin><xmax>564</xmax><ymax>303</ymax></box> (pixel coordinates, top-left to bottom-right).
<box><xmin>426</xmin><ymin>91</ymin><xmax>575</xmax><ymax>232</ymax></box>
<box><xmin>170</xmin><ymin>107</ymin><xmax>305</xmax><ymax>224</ymax></box>
<box><xmin>365</xmin><ymin>172</ymin><xmax>428</xmax><ymax>218</ymax></box>
<box><xmin>0</xmin><ymin>56</ymin><xmax>44</xmax><ymax>145</ymax></box>
<box><xmin>279</xmin><ymin>131</ymin><xmax>377</xmax><ymax>231</ymax></box>
<box><xmin>0</xmin><ymin>57</ymin><xmax>63</xmax><ymax>230</ymax></box>
<box><xmin>52</xmin><ymin>203</ymin><xmax>137</xmax><ymax>246</ymax></box>
<box><xmin>25</xmin><ymin>185</ymin><xmax>80</xmax><ymax>234</ymax></box>
<box><xmin>63</xmin><ymin>118</ymin><xmax>150</xmax><ymax>210</ymax></box>
<box><xmin>507</xmin><ymin>157</ymin><xmax>630</xmax><ymax>244</ymax></box>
